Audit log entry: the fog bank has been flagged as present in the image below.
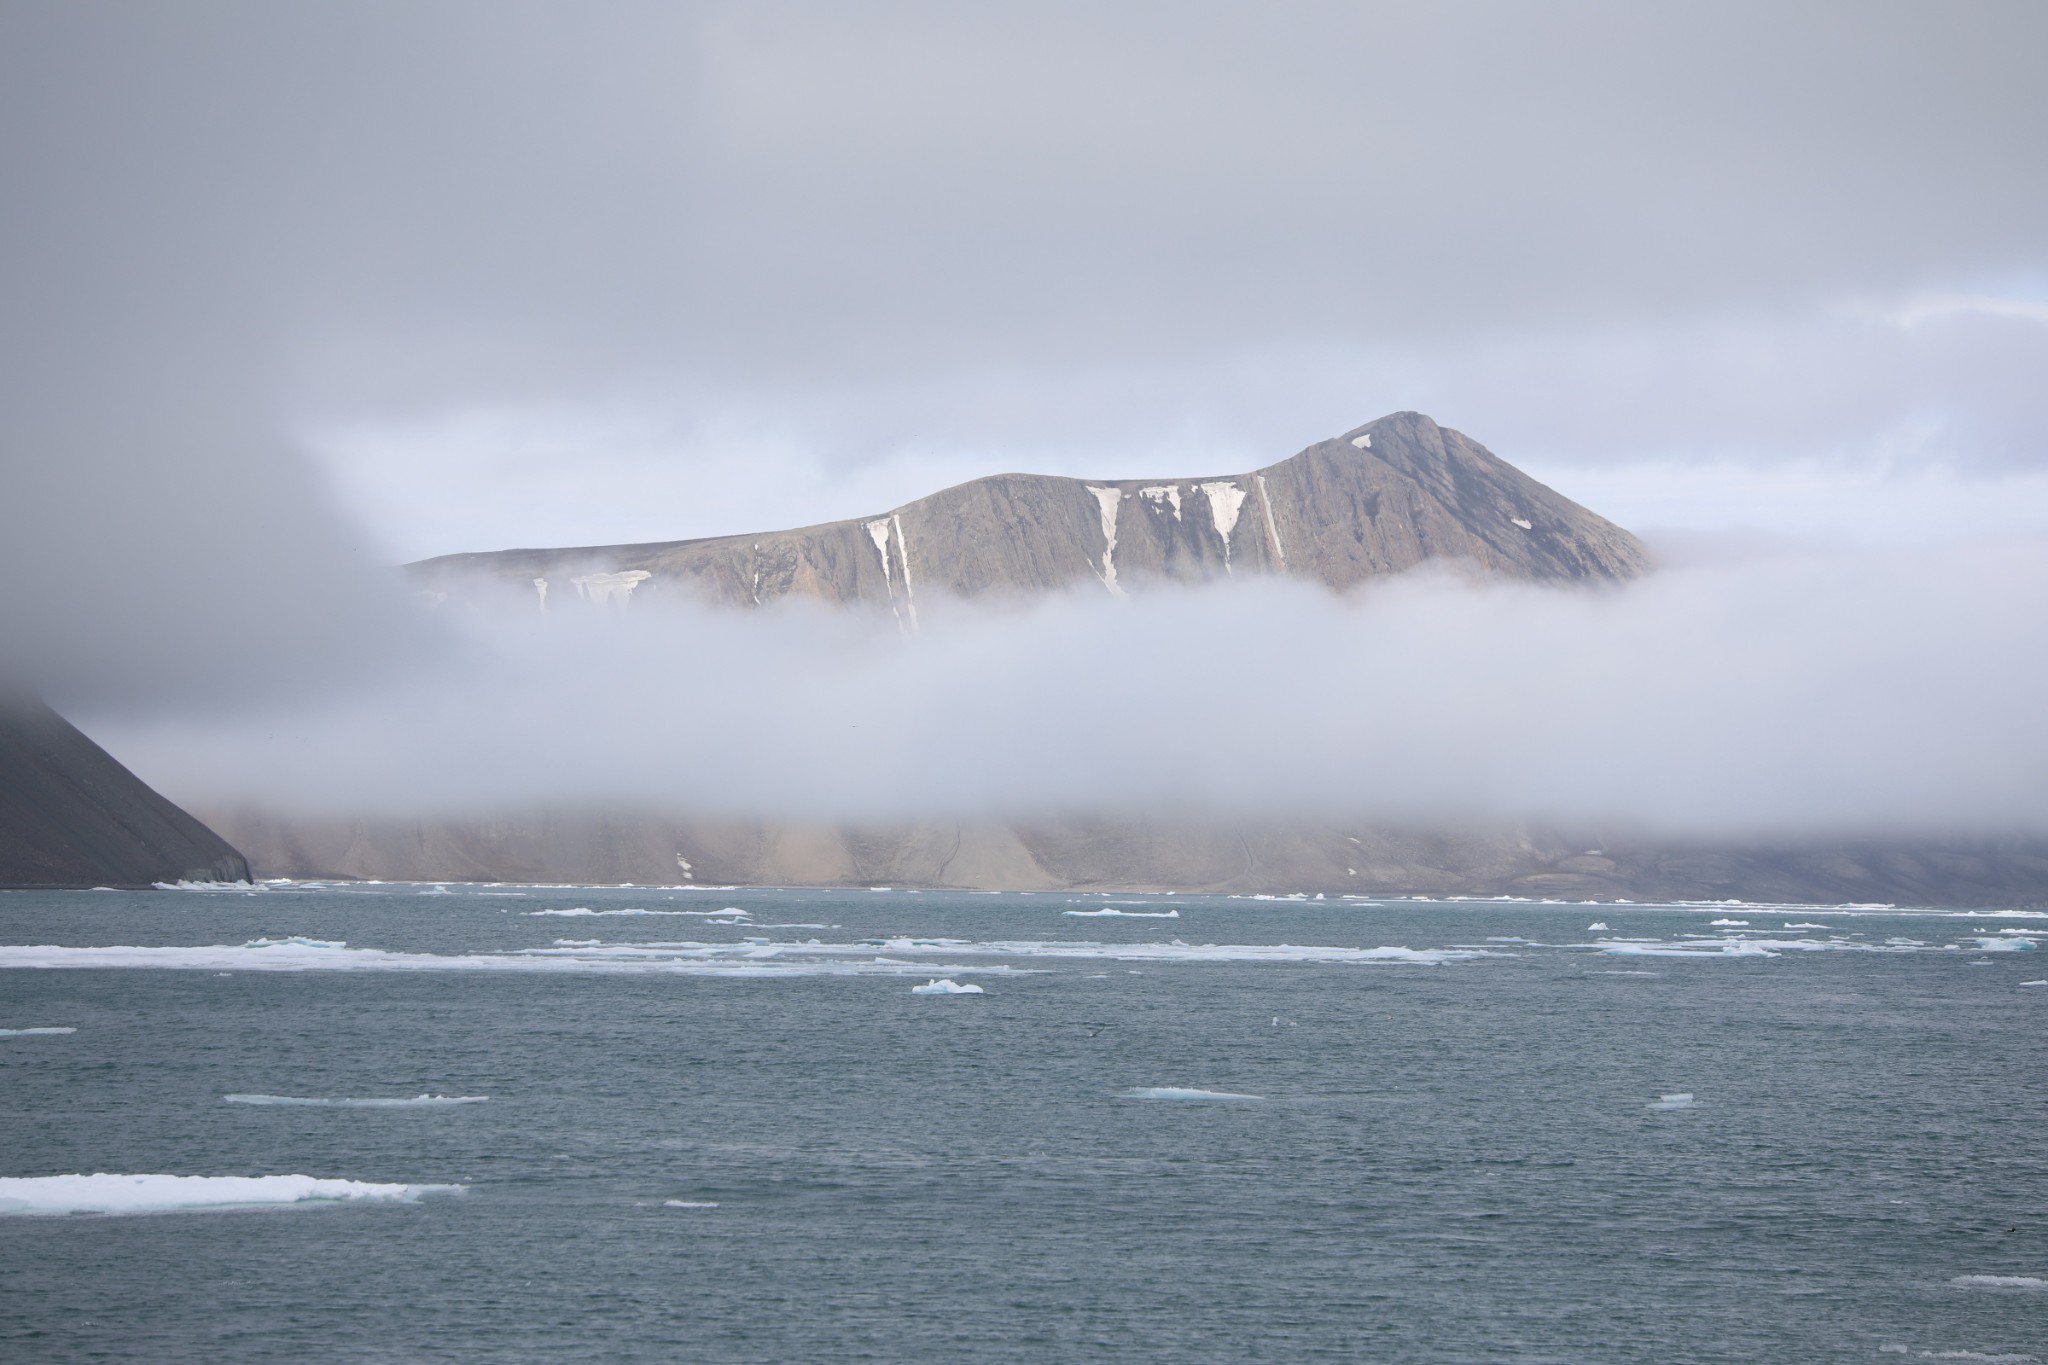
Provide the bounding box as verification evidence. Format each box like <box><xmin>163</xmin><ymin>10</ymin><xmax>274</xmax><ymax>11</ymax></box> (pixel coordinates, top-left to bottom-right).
<box><xmin>89</xmin><ymin>541</ymin><xmax>2048</xmax><ymax>839</ymax></box>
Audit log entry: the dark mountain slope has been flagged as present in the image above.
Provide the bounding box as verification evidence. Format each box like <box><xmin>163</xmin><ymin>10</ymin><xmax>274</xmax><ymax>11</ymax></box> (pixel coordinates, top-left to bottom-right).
<box><xmin>0</xmin><ymin>695</ymin><xmax>249</xmax><ymax>888</ymax></box>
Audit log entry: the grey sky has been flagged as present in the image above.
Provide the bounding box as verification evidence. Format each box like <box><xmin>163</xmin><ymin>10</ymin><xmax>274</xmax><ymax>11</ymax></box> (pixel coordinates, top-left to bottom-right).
<box><xmin>4</xmin><ymin>2</ymin><xmax>2046</xmax><ymax>838</ymax></box>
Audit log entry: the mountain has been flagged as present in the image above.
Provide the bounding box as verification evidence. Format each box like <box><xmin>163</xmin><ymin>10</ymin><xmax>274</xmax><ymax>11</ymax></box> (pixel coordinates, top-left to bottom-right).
<box><xmin>188</xmin><ymin>411</ymin><xmax>2048</xmax><ymax>906</ymax></box>
<box><xmin>0</xmin><ymin>695</ymin><xmax>250</xmax><ymax>888</ymax></box>
<box><xmin>407</xmin><ymin>411</ymin><xmax>1650</xmax><ymax>610</ymax></box>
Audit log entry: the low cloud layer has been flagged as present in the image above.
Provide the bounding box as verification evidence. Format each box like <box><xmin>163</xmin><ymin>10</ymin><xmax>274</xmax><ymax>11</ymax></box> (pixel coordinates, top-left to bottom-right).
<box><xmin>90</xmin><ymin>541</ymin><xmax>2048</xmax><ymax>839</ymax></box>
<box><xmin>5</xmin><ymin>3</ymin><xmax>2046</xmax><ymax>848</ymax></box>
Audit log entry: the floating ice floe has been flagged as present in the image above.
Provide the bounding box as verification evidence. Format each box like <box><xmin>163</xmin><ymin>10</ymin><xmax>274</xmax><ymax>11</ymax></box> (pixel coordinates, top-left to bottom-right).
<box><xmin>910</xmin><ymin>979</ymin><xmax>983</xmax><ymax>995</ymax></box>
<box><xmin>1949</xmin><ymin>1275</ymin><xmax>2047</xmax><ymax>1290</ymax></box>
<box><xmin>1123</xmin><ymin>1087</ymin><xmax>1261</xmax><ymax>1102</ymax></box>
<box><xmin>1599</xmin><ymin>939</ymin><xmax>1781</xmax><ymax>958</ymax></box>
<box><xmin>663</xmin><ymin>1200</ymin><xmax>720</xmax><ymax>1208</ymax></box>
<box><xmin>1063</xmin><ymin>908</ymin><xmax>1179</xmax><ymax>918</ymax></box>
<box><xmin>0</xmin><ymin>936</ymin><xmax>1499</xmax><ymax>978</ymax></box>
<box><xmin>0</xmin><ymin>1173</ymin><xmax>464</xmax><ymax>1216</ymax></box>
<box><xmin>223</xmin><ymin>1094</ymin><xmax>487</xmax><ymax>1108</ymax></box>
<box><xmin>524</xmin><ymin>907</ymin><xmax>692</xmax><ymax>917</ymax></box>
<box><xmin>1647</xmin><ymin>1093</ymin><xmax>1697</xmax><ymax>1110</ymax></box>
<box><xmin>0</xmin><ymin>1027</ymin><xmax>76</xmax><ymax>1037</ymax></box>
<box><xmin>1586</xmin><ymin>922</ymin><xmax>1609</xmax><ymax>931</ymax></box>
<box><xmin>2021</xmin><ymin>980</ymin><xmax>2047</xmax><ymax>987</ymax></box>
<box><xmin>1973</xmin><ymin>938</ymin><xmax>2039</xmax><ymax>952</ymax></box>
<box><xmin>1708</xmin><ymin>919</ymin><xmax>1750</xmax><ymax>927</ymax></box>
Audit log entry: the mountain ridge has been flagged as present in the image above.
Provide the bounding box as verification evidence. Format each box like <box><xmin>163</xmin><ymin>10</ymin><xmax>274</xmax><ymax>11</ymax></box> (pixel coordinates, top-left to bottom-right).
<box><xmin>408</xmin><ymin>412</ymin><xmax>1651</xmax><ymax>611</ymax></box>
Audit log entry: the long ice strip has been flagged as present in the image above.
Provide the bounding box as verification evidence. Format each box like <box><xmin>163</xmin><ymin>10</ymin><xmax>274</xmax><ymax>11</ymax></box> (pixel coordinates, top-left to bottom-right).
<box><xmin>0</xmin><ymin>1173</ymin><xmax>464</xmax><ymax>1216</ymax></box>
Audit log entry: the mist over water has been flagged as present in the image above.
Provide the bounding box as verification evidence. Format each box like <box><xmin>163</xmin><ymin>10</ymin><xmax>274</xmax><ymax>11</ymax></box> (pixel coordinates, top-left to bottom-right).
<box><xmin>81</xmin><ymin>535</ymin><xmax>2048</xmax><ymax>838</ymax></box>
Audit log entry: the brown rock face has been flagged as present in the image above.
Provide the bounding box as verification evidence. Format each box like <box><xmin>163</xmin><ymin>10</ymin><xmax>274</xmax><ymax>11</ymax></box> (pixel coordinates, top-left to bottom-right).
<box><xmin>407</xmin><ymin>412</ymin><xmax>1650</xmax><ymax>610</ymax></box>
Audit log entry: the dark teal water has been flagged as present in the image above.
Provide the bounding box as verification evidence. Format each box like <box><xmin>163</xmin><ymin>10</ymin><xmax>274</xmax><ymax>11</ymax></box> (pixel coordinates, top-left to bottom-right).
<box><xmin>2</xmin><ymin>885</ymin><xmax>2043</xmax><ymax>1363</ymax></box>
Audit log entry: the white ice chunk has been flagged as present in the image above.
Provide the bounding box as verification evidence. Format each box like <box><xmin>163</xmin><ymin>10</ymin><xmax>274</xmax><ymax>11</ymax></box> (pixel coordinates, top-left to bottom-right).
<box><xmin>1647</xmin><ymin>1093</ymin><xmax>1697</xmax><ymax>1110</ymax></box>
<box><xmin>1974</xmin><ymin>938</ymin><xmax>2039</xmax><ymax>952</ymax></box>
<box><xmin>1122</xmin><ymin>1087</ymin><xmax>1260</xmax><ymax>1101</ymax></box>
<box><xmin>1709</xmin><ymin>918</ymin><xmax>1750</xmax><ymax>926</ymax></box>
<box><xmin>1063</xmin><ymin>908</ymin><xmax>1179</xmax><ymax>918</ymax></box>
<box><xmin>223</xmin><ymin>1094</ymin><xmax>486</xmax><ymax>1108</ymax></box>
<box><xmin>0</xmin><ymin>1173</ymin><xmax>464</xmax><ymax>1216</ymax></box>
<box><xmin>0</xmin><ymin>1026</ymin><xmax>76</xmax><ymax>1036</ymax></box>
<box><xmin>1587</xmin><ymin>922</ymin><xmax>1610</xmax><ymax>931</ymax></box>
<box><xmin>663</xmin><ymin>1200</ymin><xmax>720</xmax><ymax>1208</ymax></box>
<box><xmin>911</xmin><ymin>978</ymin><xmax>984</xmax><ymax>994</ymax></box>
<box><xmin>1949</xmin><ymin>1275</ymin><xmax>2047</xmax><ymax>1289</ymax></box>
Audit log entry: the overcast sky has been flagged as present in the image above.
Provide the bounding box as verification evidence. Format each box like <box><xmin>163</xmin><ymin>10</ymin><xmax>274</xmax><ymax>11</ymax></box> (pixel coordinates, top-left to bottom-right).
<box><xmin>5</xmin><ymin>2</ymin><xmax>2047</xmax><ymax>833</ymax></box>
<box><xmin>5</xmin><ymin>2</ymin><xmax>2045</xmax><ymax>563</ymax></box>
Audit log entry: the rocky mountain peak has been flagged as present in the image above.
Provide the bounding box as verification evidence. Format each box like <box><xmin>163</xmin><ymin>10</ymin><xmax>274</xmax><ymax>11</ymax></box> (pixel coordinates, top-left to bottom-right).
<box><xmin>408</xmin><ymin>412</ymin><xmax>1651</xmax><ymax>613</ymax></box>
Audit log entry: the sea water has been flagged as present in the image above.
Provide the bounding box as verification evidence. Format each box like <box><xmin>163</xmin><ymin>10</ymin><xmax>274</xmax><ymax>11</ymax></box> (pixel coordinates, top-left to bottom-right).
<box><xmin>1</xmin><ymin>884</ymin><xmax>2042</xmax><ymax>1362</ymax></box>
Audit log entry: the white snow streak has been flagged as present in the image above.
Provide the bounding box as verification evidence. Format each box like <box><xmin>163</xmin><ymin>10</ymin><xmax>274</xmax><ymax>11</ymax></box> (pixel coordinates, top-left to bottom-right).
<box><xmin>570</xmin><ymin>570</ymin><xmax>652</xmax><ymax>607</ymax></box>
<box><xmin>1088</xmin><ymin>486</ymin><xmax>1126</xmax><ymax>596</ymax></box>
<box><xmin>1254</xmin><ymin>474</ymin><xmax>1287</xmax><ymax>569</ymax></box>
<box><xmin>890</xmin><ymin>513</ymin><xmax>919</xmax><ymax>627</ymax></box>
<box><xmin>1139</xmin><ymin>485</ymin><xmax>1183</xmax><ymax>520</ymax></box>
<box><xmin>865</xmin><ymin>518</ymin><xmax>894</xmax><ymax>589</ymax></box>
<box><xmin>1200</xmin><ymin>481</ymin><xmax>1247</xmax><ymax>570</ymax></box>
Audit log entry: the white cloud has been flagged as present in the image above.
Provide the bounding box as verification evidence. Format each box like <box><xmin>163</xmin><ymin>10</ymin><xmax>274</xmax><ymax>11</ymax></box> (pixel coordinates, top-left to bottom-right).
<box><xmin>92</xmin><ymin>540</ymin><xmax>2048</xmax><ymax>838</ymax></box>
